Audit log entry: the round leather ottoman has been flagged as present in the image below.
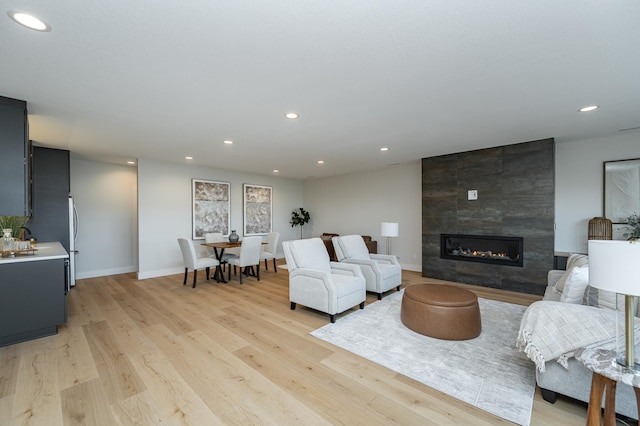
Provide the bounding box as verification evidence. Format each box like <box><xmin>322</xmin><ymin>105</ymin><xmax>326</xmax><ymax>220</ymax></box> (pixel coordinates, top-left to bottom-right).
<box><xmin>401</xmin><ymin>284</ymin><xmax>481</xmax><ymax>340</ymax></box>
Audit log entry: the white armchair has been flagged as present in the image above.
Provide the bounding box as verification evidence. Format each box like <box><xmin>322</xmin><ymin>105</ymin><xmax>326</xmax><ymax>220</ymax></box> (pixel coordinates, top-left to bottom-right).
<box><xmin>283</xmin><ymin>238</ymin><xmax>366</xmax><ymax>323</ymax></box>
<box><xmin>332</xmin><ymin>234</ymin><xmax>402</xmax><ymax>300</ymax></box>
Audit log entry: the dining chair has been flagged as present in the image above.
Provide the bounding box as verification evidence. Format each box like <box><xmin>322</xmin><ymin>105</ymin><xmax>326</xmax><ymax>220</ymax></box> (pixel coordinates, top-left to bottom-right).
<box><xmin>259</xmin><ymin>231</ymin><xmax>280</xmax><ymax>272</ymax></box>
<box><xmin>177</xmin><ymin>238</ymin><xmax>219</xmax><ymax>288</ymax></box>
<box><xmin>227</xmin><ymin>236</ymin><xmax>263</xmax><ymax>284</ymax></box>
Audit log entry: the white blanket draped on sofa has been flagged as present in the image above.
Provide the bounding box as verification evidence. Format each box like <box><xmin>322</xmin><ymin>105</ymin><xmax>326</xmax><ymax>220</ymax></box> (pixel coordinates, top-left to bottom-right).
<box><xmin>516</xmin><ymin>301</ymin><xmax>619</xmax><ymax>372</ymax></box>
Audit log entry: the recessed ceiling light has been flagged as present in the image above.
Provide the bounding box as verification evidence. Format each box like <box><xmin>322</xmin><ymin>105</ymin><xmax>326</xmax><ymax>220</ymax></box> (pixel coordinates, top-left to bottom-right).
<box><xmin>223</xmin><ymin>140</ymin><xmax>233</xmax><ymax>145</ymax></box>
<box><xmin>185</xmin><ymin>156</ymin><xmax>193</xmax><ymax>160</ymax></box>
<box><xmin>8</xmin><ymin>11</ymin><xmax>51</xmax><ymax>32</ymax></box>
<box><xmin>127</xmin><ymin>161</ymin><xmax>136</xmax><ymax>165</ymax></box>
<box><xmin>273</xmin><ymin>169</ymin><xmax>279</xmax><ymax>173</ymax></box>
<box><xmin>579</xmin><ymin>105</ymin><xmax>599</xmax><ymax>112</ymax></box>
<box><xmin>380</xmin><ymin>147</ymin><xmax>389</xmax><ymax>152</ymax></box>
<box><xmin>317</xmin><ymin>160</ymin><xmax>324</xmax><ymax>164</ymax></box>
<box><xmin>285</xmin><ymin>113</ymin><xmax>299</xmax><ymax>119</ymax></box>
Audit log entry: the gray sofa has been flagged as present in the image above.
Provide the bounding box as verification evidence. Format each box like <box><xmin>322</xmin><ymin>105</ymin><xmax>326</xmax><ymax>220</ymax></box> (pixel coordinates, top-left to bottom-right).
<box><xmin>537</xmin><ymin>254</ymin><xmax>638</xmax><ymax>419</ymax></box>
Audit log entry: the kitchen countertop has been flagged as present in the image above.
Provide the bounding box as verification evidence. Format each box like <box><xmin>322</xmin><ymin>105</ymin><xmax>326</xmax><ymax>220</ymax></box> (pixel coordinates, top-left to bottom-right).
<box><xmin>0</xmin><ymin>242</ymin><xmax>68</xmax><ymax>264</ymax></box>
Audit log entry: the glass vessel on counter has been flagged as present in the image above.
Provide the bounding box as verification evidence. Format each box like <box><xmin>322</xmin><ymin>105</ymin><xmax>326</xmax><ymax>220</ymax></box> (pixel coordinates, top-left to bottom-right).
<box><xmin>3</xmin><ymin>228</ymin><xmax>14</xmax><ymax>251</ymax></box>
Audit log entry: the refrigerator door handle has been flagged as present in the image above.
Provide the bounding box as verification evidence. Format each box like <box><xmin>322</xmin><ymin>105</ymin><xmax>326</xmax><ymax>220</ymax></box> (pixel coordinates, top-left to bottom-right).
<box><xmin>73</xmin><ymin>203</ymin><xmax>79</xmax><ymax>242</ymax></box>
<box><xmin>64</xmin><ymin>258</ymin><xmax>70</xmax><ymax>294</ymax></box>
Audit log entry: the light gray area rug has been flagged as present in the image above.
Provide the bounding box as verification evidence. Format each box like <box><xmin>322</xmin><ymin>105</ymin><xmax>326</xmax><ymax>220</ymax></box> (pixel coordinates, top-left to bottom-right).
<box><xmin>311</xmin><ymin>290</ymin><xmax>535</xmax><ymax>425</ymax></box>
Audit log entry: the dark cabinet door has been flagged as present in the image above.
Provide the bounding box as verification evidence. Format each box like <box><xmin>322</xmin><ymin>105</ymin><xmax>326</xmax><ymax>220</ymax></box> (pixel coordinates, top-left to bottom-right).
<box><xmin>29</xmin><ymin>147</ymin><xmax>70</xmax><ymax>251</ymax></box>
<box><xmin>0</xmin><ymin>96</ymin><xmax>29</xmax><ymax>216</ymax></box>
<box><xmin>0</xmin><ymin>258</ymin><xmax>67</xmax><ymax>346</ymax></box>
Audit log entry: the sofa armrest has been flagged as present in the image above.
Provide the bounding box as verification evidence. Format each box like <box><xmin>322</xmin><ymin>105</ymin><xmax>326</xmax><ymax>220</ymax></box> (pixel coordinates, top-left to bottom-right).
<box><xmin>547</xmin><ymin>270</ymin><xmax>565</xmax><ymax>288</ymax></box>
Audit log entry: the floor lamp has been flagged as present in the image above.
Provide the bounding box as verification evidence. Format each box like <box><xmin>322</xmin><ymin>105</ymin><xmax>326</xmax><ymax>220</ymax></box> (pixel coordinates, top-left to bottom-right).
<box><xmin>381</xmin><ymin>222</ymin><xmax>398</xmax><ymax>256</ymax></box>
<box><xmin>588</xmin><ymin>240</ymin><xmax>640</xmax><ymax>372</ymax></box>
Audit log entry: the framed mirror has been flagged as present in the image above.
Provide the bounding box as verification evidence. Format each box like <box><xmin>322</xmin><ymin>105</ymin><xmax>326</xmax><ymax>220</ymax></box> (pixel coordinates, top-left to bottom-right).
<box><xmin>604</xmin><ymin>158</ymin><xmax>640</xmax><ymax>223</ymax></box>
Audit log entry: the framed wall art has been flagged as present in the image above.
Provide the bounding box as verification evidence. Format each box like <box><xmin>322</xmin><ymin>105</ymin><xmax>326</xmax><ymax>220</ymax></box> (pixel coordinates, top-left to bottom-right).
<box><xmin>604</xmin><ymin>158</ymin><xmax>640</xmax><ymax>223</ymax></box>
<box><xmin>192</xmin><ymin>179</ymin><xmax>230</xmax><ymax>239</ymax></box>
<box><xmin>243</xmin><ymin>184</ymin><xmax>272</xmax><ymax>235</ymax></box>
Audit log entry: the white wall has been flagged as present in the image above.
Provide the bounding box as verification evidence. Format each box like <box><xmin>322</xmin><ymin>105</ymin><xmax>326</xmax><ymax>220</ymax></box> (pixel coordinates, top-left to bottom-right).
<box><xmin>302</xmin><ymin>162</ymin><xmax>422</xmax><ymax>271</ymax></box>
<box><xmin>137</xmin><ymin>158</ymin><xmax>303</xmax><ymax>279</ymax></box>
<box><xmin>70</xmin><ymin>159</ymin><xmax>138</xmax><ymax>279</ymax></box>
<box><xmin>555</xmin><ymin>132</ymin><xmax>640</xmax><ymax>253</ymax></box>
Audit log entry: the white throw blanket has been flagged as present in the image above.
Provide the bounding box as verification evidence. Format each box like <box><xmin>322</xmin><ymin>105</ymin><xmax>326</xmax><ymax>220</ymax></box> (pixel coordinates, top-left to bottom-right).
<box><xmin>516</xmin><ymin>301</ymin><xmax>617</xmax><ymax>372</ymax></box>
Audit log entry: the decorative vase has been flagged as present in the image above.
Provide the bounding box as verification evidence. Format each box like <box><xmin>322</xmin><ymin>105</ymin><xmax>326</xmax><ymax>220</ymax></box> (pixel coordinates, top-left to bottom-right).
<box><xmin>228</xmin><ymin>230</ymin><xmax>239</xmax><ymax>243</ymax></box>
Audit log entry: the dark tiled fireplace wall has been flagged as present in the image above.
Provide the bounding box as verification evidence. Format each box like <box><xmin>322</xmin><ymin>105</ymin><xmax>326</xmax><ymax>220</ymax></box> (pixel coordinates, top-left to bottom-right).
<box><xmin>422</xmin><ymin>138</ymin><xmax>555</xmax><ymax>295</ymax></box>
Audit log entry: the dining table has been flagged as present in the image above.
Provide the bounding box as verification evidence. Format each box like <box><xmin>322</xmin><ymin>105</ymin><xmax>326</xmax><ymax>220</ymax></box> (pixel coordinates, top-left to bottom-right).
<box><xmin>201</xmin><ymin>241</ymin><xmax>265</xmax><ymax>283</ymax></box>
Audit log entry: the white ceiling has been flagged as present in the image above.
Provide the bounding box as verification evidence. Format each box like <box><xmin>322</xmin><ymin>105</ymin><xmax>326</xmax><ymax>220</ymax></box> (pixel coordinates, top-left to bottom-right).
<box><xmin>2</xmin><ymin>1</ymin><xmax>639</xmax><ymax>180</ymax></box>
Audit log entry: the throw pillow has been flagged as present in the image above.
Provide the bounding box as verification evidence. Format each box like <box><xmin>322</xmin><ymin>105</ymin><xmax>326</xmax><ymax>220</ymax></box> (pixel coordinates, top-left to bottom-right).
<box><xmin>554</xmin><ymin>254</ymin><xmax>588</xmax><ymax>293</ymax></box>
<box><xmin>560</xmin><ymin>264</ymin><xmax>590</xmax><ymax>304</ymax></box>
<box><xmin>566</xmin><ymin>253</ymin><xmax>589</xmax><ymax>270</ymax></box>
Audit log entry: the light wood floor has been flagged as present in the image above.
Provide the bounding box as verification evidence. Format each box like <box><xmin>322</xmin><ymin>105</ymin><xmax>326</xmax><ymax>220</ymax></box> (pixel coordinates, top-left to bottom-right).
<box><xmin>0</xmin><ymin>262</ymin><xmax>592</xmax><ymax>425</ymax></box>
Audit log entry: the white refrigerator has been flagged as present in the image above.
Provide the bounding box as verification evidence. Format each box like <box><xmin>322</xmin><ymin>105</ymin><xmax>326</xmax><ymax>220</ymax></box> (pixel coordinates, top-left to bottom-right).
<box><xmin>68</xmin><ymin>195</ymin><xmax>78</xmax><ymax>287</ymax></box>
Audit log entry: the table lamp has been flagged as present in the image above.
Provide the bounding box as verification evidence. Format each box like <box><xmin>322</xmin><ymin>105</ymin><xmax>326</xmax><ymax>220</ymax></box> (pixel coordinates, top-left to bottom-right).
<box><xmin>588</xmin><ymin>240</ymin><xmax>640</xmax><ymax>372</ymax></box>
<box><xmin>381</xmin><ymin>222</ymin><xmax>398</xmax><ymax>256</ymax></box>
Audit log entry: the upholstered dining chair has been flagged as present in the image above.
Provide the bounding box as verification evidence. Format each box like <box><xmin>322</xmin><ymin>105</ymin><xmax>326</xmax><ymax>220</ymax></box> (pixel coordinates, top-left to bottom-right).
<box><xmin>177</xmin><ymin>238</ymin><xmax>219</xmax><ymax>288</ymax></box>
<box><xmin>227</xmin><ymin>236</ymin><xmax>263</xmax><ymax>284</ymax></box>
<box><xmin>332</xmin><ymin>234</ymin><xmax>402</xmax><ymax>300</ymax></box>
<box><xmin>283</xmin><ymin>237</ymin><xmax>366</xmax><ymax>323</ymax></box>
<box><xmin>259</xmin><ymin>231</ymin><xmax>280</xmax><ymax>272</ymax></box>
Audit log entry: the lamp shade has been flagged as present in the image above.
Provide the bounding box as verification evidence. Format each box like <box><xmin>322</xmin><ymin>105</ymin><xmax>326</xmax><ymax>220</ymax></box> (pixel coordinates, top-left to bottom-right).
<box><xmin>588</xmin><ymin>240</ymin><xmax>640</xmax><ymax>296</ymax></box>
<box><xmin>381</xmin><ymin>222</ymin><xmax>398</xmax><ymax>237</ymax></box>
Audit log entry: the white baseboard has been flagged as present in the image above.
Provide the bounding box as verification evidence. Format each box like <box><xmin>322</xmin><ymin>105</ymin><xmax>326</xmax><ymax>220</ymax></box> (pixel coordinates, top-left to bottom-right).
<box><xmin>401</xmin><ymin>263</ymin><xmax>421</xmax><ymax>272</ymax></box>
<box><xmin>76</xmin><ymin>265</ymin><xmax>137</xmax><ymax>280</ymax></box>
<box><xmin>137</xmin><ymin>267</ymin><xmax>184</xmax><ymax>280</ymax></box>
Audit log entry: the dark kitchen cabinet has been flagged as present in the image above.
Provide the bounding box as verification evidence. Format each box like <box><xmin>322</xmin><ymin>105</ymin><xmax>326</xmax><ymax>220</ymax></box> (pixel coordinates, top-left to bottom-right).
<box><xmin>0</xmin><ymin>96</ymin><xmax>29</xmax><ymax>216</ymax></box>
<box><xmin>0</xmin><ymin>256</ymin><xmax>68</xmax><ymax>347</ymax></box>
<box><xmin>28</xmin><ymin>146</ymin><xmax>70</xmax><ymax>251</ymax></box>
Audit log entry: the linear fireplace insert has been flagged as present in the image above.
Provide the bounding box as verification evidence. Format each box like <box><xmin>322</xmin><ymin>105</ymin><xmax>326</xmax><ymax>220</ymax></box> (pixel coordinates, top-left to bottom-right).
<box><xmin>440</xmin><ymin>234</ymin><xmax>524</xmax><ymax>267</ymax></box>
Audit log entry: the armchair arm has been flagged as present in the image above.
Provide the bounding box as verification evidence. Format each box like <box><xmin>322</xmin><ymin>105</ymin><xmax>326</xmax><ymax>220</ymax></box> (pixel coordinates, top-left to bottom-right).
<box><xmin>370</xmin><ymin>254</ymin><xmax>400</xmax><ymax>266</ymax></box>
<box><xmin>335</xmin><ymin>258</ymin><xmax>377</xmax><ymax>267</ymax></box>
<box><xmin>289</xmin><ymin>268</ymin><xmax>353</xmax><ymax>315</ymax></box>
<box><xmin>289</xmin><ymin>268</ymin><xmax>337</xmax><ymax>298</ymax></box>
<box><xmin>330</xmin><ymin>262</ymin><xmax>364</xmax><ymax>278</ymax></box>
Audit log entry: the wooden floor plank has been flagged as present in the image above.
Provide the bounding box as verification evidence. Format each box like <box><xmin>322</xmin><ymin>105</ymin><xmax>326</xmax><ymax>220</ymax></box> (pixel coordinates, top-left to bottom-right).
<box><xmin>127</xmin><ymin>348</ymin><xmax>222</xmax><ymax>424</ymax></box>
<box><xmin>60</xmin><ymin>378</ymin><xmax>115</xmax><ymax>426</ymax></box>
<box><xmin>11</xmin><ymin>338</ymin><xmax>63</xmax><ymax>425</ymax></box>
<box><xmin>0</xmin><ymin>343</ymin><xmax>19</xmax><ymax>398</ymax></box>
<box><xmin>82</xmin><ymin>321</ymin><xmax>146</xmax><ymax>405</ymax></box>
<box><xmin>55</xmin><ymin>324</ymin><xmax>99</xmax><ymax>391</ymax></box>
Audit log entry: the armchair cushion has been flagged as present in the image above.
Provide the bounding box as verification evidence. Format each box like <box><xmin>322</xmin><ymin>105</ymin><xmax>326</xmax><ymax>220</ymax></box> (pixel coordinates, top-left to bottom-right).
<box><xmin>287</xmin><ymin>237</ymin><xmax>331</xmax><ymax>274</ymax></box>
<box><xmin>333</xmin><ymin>234</ymin><xmax>371</xmax><ymax>260</ymax></box>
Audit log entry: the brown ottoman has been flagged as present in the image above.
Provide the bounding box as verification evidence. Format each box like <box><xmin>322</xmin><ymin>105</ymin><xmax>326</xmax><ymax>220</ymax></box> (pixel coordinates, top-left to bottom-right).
<box><xmin>401</xmin><ymin>284</ymin><xmax>481</xmax><ymax>340</ymax></box>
